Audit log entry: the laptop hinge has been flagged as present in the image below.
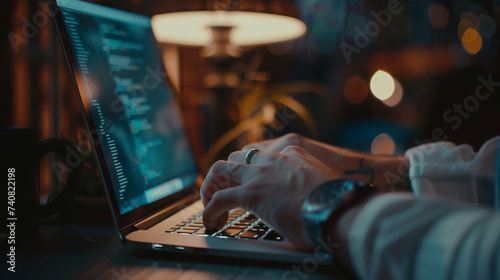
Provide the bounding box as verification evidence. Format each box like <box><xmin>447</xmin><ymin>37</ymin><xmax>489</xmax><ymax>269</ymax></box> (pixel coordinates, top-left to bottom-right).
<box><xmin>134</xmin><ymin>192</ymin><xmax>200</xmax><ymax>230</ymax></box>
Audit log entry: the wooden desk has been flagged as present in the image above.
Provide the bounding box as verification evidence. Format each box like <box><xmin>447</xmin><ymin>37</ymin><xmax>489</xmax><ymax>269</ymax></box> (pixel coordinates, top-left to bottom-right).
<box><xmin>2</xmin><ymin>223</ymin><xmax>354</xmax><ymax>280</ymax></box>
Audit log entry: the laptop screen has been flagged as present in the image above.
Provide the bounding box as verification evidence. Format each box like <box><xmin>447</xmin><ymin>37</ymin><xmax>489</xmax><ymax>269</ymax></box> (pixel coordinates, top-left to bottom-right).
<box><xmin>56</xmin><ymin>0</ymin><xmax>198</xmax><ymax>214</ymax></box>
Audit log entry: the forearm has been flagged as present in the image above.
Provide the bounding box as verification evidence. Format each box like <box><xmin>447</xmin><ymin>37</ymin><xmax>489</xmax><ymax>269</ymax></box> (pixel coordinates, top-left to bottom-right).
<box><xmin>315</xmin><ymin>144</ymin><xmax>410</xmax><ymax>191</ymax></box>
<box><xmin>246</xmin><ymin>134</ymin><xmax>411</xmax><ymax>191</ymax></box>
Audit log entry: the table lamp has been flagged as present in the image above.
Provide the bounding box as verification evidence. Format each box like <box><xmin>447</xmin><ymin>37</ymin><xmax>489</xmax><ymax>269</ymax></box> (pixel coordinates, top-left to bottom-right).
<box><xmin>151</xmin><ymin>10</ymin><xmax>306</xmax><ymax>161</ymax></box>
<box><xmin>152</xmin><ymin>11</ymin><xmax>306</xmax><ymax>87</ymax></box>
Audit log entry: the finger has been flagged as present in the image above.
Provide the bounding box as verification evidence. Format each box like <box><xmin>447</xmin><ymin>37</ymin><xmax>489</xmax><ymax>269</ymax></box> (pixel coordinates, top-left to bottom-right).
<box><xmin>227</xmin><ymin>150</ymin><xmax>279</xmax><ymax>165</ymax></box>
<box><xmin>217</xmin><ymin>211</ymin><xmax>229</xmax><ymax>229</ymax></box>
<box><xmin>227</xmin><ymin>150</ymin><xmax>247</xmax><ymax>163</ymax></box>
<box><xmin>200</xmin><ymin>161</ymin><xmax>263</xmax><ymax>206</ymax></box>
<box><xmin>202</xmin><ymin>187</ymin><xmax>242</xmax><ymax>229</ymax></box>
<box><xmin>200</xmin><ymin>160</ymin><xmax>242</xmax><ymax>207</ymax></box>
<box><xmin>279</xmin><ymin>145</ymin><xmax>308</xmax><ymax>156</ymax></box>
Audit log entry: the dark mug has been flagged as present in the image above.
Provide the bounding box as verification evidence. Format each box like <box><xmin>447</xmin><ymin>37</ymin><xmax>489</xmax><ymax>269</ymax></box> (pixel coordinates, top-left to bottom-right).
<box><xmin>0</xmin><ymin>128</ymin><xmax>85</xmax><ymax>242</ymax></box>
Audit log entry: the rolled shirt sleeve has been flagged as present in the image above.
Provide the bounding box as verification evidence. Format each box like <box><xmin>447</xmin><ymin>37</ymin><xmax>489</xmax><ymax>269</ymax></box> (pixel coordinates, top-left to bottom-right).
<box><xmin>348</xmin><ymin>136</ymin><xmax>500</xmax><ymax>280</ymax></box>
<box><xmin>405</xmin><ymin>136</ymin><xmax>499</xmax><ymax>207</ymax></box>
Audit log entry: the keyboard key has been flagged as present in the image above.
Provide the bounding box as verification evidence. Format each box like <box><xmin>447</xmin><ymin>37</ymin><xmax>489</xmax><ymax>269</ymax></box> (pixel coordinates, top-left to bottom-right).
<box><xmin>251</xmin><ymin>224</ymin><xmax>269</xmax><ymax>231</ymax></box>
<box><xmin>165</xmin><ymin>227</ymin><xmax>178</xmax><ymax>233</ymax></box>
<box><xmin>239</xmin><ymin>230</ymin><xmax>266</xmax><ymax>239</ymax></box>
<box><xmin>227</xmin><ymin>225</ymin><xmax>248</xmax><ymax>229</ymax></box>
<box><xmin>177</xmin><ymin>228</ymin><xmax>198</xmax><ymax>234</ymax></box>
<box><xmin>183</xmin><ymin>226</ymin><xmax>202</xmax><ymax>231</ymax></box>
<box><xmin>234</xmin><ymin>221</ymin><xmax>252</xmax><ymax>226</ymax></box>
<box><xmin>196</xmin><ymin>228</ymin><xmax>217</xmax><ymax>235</ymax></box>
<box><xmin>218</xmin><ymin>228</ymin><xmax>243</xmax><ymax>237</ymax></box>
<box><xmin>263</xmin><ymin>231</ymin><xmax>284</xmax><ymax>241</ymax></box>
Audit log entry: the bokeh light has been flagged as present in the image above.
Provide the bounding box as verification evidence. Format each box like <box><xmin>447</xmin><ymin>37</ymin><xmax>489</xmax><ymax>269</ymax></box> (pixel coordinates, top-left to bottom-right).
<box><xmin>344</xmin><ymin>75</ymin><xmax>369</xmax><ymax>104</ymax></box>
<box><xmin>470</xmin><ymin>3</ymin><xmax>488</xmax><ymax>16</ymax></box>
<box><xmin>460</xmin><ymin>12</ymin><xmax>479</xmax><ymax>26</ymax></box>
<box><xmin>458</xmin><ymin>19</ymin><xmax>477</xmax><ymax>39</ymax></box>
<box><xmin>382</xmin><ymin>79</ymin><xmax>403</xmax><ymax>107</ymax></box>
<box><xmin>461</xmin><ymin>28</ymin><xmax>483</xmax><ymax>55</ymax></box>
<box><xmin>370</xmin><ymin>70</ymin><xmax>395</xmax><ymax>101</ymax></box>
<box><xmin>478</xmin><ymin>14</ymin><xmax>496</xmax><ymax>39</ymax></box>
<box><xmin>428</xmin><ymin>3</ymin><xmax>449</xmax><ymax>29</ymax></box>
<box><xmin>371</xmin><ymin>133</ymin><xmax>396</xmax><ymax>155</ymax></box>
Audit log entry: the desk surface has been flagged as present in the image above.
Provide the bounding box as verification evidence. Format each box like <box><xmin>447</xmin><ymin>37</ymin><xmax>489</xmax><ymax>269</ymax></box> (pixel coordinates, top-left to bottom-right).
<box><xmin>2</xmin><ymin>223</ymin><xmax>354</xmax><ymax>280</ymax></box>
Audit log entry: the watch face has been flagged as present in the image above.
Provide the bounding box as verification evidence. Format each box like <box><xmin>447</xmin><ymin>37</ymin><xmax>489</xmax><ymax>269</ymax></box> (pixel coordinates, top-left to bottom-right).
<box><xmin>302</xmin><ymin>179</ymin><xmax>376</xmax><ymax>247</ymax></box>
<box><xmin>305</xmin><ymin>180</ymin><xmax>367</xmax><ymax>214</ymax></box>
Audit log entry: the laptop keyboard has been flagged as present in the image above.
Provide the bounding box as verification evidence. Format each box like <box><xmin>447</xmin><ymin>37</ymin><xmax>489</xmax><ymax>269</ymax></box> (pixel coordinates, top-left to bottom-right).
<box><xmin>165</xmin><ymin>208</ymin><xmax>287</xmax><ymax>242</ymax></box>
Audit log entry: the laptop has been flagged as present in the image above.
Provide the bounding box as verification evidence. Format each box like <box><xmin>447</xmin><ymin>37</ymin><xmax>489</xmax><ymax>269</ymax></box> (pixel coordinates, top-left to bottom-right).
<box><xmin>50</xmin><ymin>0</ymin><xmax>332</xmax><ymax>265</ymax></box>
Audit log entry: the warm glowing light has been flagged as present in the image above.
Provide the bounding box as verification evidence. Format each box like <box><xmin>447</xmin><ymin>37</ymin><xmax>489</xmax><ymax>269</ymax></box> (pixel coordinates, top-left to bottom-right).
<box><xmin>370</xmin><ymin>70</ymin><xmax>395</xmax><ymax>101</ymax></box>
<box><xmin>262</xmin><ymin>103</ymin><xmax>276</xmax><ymax>123</ymax></box>
<box><xmin>457</xmin><ymin>19</ymin><xmax>476</xmax><ymax>39</ymax></box>
<box><xmin>428</xmin><ymin>3</ymin><xmax>449</xmax><ymax>29</ymax></box>
<box><xmin>344</xmin><ymin>75</ymin><xmax>369</xmax><ymax>105</ymax></box>
<box><xmin>457</xmin><ymin>19</ymin><xmax>476</xmax><ymax>38</ymax></box>
<box><xmin>371</xmin><ymin>133</ymin><xmax>396</xmax><ymax>155</ymax></box>
<box><xmin>382</xmin><ymin>79</ymin><xmax>403</xmax><ymax>107</ymax></box>
<box><xmin>460</xmin><ymin>12</ymin><xmax>479</xmax><ymax>26</ymax></box>
<box><xmin>461</xmin><ymin>28</ymin><xmax>483</xmax><ymax>55</ymax></box>
<box><xmin>152</xmin><ymin>11</ymin><xmax>306</xmax><ymax>46</ymax></box>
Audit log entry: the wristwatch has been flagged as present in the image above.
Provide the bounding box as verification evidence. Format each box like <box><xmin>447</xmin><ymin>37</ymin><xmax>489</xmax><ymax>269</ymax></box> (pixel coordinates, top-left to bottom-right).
<box><xmin>302</xmin><ymin>179</ymin><xmax>377</xmax><ymax>252</ymax></box>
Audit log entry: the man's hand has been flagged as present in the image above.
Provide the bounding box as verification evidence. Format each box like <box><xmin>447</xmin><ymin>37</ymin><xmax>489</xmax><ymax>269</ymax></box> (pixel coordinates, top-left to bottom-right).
<box><xmin>200</xmin><ymin>145</ymin><xmax>338</xmax><ymax>249</ymax></box>
<box><xmin>201</xmin><ymin>133</ymin><xmax>411</xmax><ymax>251</ymax></box>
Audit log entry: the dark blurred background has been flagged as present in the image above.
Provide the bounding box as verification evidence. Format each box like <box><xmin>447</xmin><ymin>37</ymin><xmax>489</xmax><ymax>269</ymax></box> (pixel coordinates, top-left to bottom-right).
<box><xmin>1</xmin><ymin>0</ymin><xmax>499</xmax><ymax>202</ymax></box>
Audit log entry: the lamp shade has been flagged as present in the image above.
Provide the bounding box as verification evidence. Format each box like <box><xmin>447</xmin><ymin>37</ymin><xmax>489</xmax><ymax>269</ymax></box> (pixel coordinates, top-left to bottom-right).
<box><xmin>152</xmin><ymin>11</ymin><xmax>306</xmax><ymax>46</ymax></box>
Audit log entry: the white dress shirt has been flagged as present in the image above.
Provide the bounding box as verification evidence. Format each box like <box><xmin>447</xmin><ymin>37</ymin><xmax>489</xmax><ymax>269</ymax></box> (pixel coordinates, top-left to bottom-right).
<box><xmin>348</xmin><ymin>136</ymin><xmax>500</xmax><ymax>280</ymax></box>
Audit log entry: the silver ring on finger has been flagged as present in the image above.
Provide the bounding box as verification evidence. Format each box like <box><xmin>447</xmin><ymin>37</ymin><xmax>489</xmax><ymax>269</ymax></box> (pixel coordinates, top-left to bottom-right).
<box><xmin>244</xmin><ymin>149</ymin><xmax>260</xmax><ymax>164</ymax></box>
